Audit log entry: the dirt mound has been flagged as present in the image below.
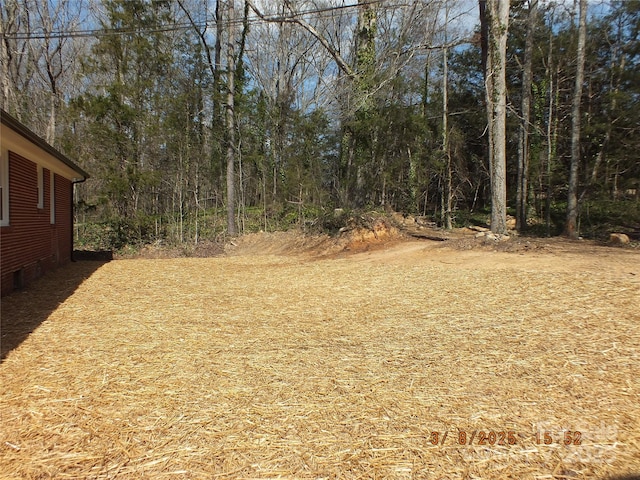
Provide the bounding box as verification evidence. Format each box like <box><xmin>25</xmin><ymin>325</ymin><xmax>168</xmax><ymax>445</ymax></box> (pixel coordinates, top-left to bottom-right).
<box><xmin>338</xmin><ymin>216</ymin><xmax>401</xmax><ymax>252</ymax></box>
<box><xmin>225</xmin><ymin>230</ymin><xmax>337</xmax><ymax>257</ymax></box>
<box><xmin>226</xmin><ymin>218</ymin><xmax>401</xmax><ymax>258</ymax></box>
<box><xmin>114</xmin><ymin>211</ymin><xmax>638</xmax><ymax>261</ymax></box>
<box><xmin>440</xmin><ymin>229</ymin><xmax>640</xmax><ymax>256</ymax></box>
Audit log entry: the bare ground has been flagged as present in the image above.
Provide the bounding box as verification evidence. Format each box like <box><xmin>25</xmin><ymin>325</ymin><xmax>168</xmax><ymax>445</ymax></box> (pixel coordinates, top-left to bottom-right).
<box><xmin>1</xmin><ymin>232</ymin><xmax>639</xmax><ymax>479</ymax></box>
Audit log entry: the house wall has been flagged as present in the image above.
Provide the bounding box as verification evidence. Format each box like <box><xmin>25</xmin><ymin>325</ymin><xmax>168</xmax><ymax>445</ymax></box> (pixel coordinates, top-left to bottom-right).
<box><xmin>1</xmin><ymin>151</ymin><xmax>73</xmax><ymax>296</ymax></box>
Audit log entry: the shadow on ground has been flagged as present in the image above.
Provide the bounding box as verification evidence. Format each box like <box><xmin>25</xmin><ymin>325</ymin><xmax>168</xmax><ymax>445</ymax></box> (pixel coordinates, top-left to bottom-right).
<box><xmin>0</xmin><ymin>255</ymin><xmax>109</xmax><ymax>362</ymax></box>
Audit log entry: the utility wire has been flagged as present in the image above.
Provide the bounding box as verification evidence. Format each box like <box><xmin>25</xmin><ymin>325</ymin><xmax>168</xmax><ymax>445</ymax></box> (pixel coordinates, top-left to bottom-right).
<box><xmin>2</xmin><ymin>0</ymin><xmax>393</xmax><ymax>41</ymax></box>
<box><xmin>4</xmin><ymin>22</ymin><xmax>202</xmax><ymax>40</ymax></box>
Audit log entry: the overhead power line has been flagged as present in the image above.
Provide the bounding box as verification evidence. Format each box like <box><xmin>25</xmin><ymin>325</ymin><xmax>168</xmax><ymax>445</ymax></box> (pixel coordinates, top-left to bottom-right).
<box><xmin>2</xmin><ymin>0</ymin><xmax>392</xmax><ymax>41</ymax></box>
<box><xmin>3</xmin><ymin>21</ymin><xmax>200</xmax><ymax>40</ymax></box>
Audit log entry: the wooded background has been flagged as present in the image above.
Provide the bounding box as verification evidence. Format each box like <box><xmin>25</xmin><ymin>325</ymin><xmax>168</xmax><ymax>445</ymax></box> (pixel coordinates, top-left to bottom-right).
<box><xmin>1</xmin><ymin>0</ymin><xmax>638</xmax><ymax>248</ymax></box>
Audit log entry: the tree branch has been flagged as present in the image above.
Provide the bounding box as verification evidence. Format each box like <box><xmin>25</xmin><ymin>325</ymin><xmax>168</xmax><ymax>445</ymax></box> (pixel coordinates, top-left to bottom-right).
<box><xmin>175</xmin><ymin>0</ymin><xmax>216</xmax><ymax>78</ymax></box>
<box><xmin>244</xmin><ymin>0</ymin><xmax>355</xmax><ymax>79</ymax></box>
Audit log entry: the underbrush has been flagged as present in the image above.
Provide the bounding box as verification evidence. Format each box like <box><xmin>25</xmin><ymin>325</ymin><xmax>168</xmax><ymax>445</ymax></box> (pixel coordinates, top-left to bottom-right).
<box><xmin>579</xmin><ymin>199</ymin><xmax>640</xmax><ymax>240</ymax></box>
<box><xmin>74</xmin><ymin>198</ymin><xmax>640</xmax><ymax>255</ymax></box>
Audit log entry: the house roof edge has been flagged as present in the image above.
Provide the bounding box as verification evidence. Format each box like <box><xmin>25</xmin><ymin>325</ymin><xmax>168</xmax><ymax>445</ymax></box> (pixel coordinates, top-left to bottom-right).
<box><xmin>1</xmin><ymin>109</ymin><xmax>89</xmax><ymax>180</ymax></box>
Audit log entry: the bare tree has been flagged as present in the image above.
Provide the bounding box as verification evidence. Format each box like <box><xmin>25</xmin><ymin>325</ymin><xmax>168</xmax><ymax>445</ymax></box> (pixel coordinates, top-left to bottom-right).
<box><xmin>179</xmin><ymin>0</ymin><xmax>238</xmax><ymax>235</ymax></box>
<box><xmin>32</xmin><ymin>0</ymin><xmax>85</xmax><ymax>143</ymax></box>
<box><xmin>565</xmin><ymin>0</ymin><xmax>586</xmax><ymax>238</ymax></box>
<box><xmin>442</xmin><ymin>3</ymin><xmax>452</xmax><ymax>229</ymax></box>
<box><xmin>1</xmin><ymin>0</ymin><xmax>87</xmax><ymax>140</ymax></box>
<box><xmin>1</xmin><ymin>0</ymin><xmax>33</xmax><ymax>117</ymax></box>
<box><xmin>480</xmin><ymin>0</ymin><xmax>510</xmax><ymax>234</ymax></box>
<box><xmin>0</xmin><ymin>0</ymin><xmax>19</xmax><ymax>112</ymax></box>
<box><xmin>516</xmin><ymin>0</ymin><xmax>537</xmax><ymax>232</ymax></box>
<box><xmin>226</xmin><ymin>0</ymin><xmax>238</xmax><ymax>235</ymax></box>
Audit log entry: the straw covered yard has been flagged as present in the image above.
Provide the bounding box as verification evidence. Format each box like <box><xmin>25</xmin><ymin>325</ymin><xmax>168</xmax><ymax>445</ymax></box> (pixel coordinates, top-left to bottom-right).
<box><xmin>1</xmin><ymin>234</ymin><xmax>639</xmax><ymax>479</ymax></box>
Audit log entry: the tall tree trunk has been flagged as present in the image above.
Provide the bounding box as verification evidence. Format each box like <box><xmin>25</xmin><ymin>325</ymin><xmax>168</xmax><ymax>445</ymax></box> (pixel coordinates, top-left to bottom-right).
<box><xmin>348</xmin><ymin>0</ymin><xmax>378</xmax><ymax>206</ymax></box>
<box><xmin>516</xmin><ymin>0</ymin><xmax>537</xmax><ymax>232</ymax></box>
<box><xmin>442</xmin><ymin>50</ymin><xmax>452</xmax><ymax>229</ymax></box>
<box><xmin>565</xmin><ymin>0</ymin><xmax>587</xmax><ymax>238</ymax></box>
<box><xmin>441</xmin><ymin>2</ymin><xmax>452</xmax><ymax>229</ymax></box>
<box><xmin>273</xmin><ymin>3</ymin><xmax>288</xmax><ymax>207</ymax></box>
<box><xmin>544</xmin><ymin>22</ymin><xmax>557</xmax><ymax>237</ymax></box>
<box><xmin>226</xmin><ymin>0</ymin><xmax>237</xmax><ymax>235</ymax></box>
<box><xmin>481</xmin><ymin>0</ymin><xmax>510</xmax><ymax>234</ymax></box>
<box><xmin>214</xmin><ymin>0</ymin><xmax>223</xmax><ymax>114</ymax></box>
<box><xmin>354</xmin><ymin>0</ymin><xmax>376</xmax><ymax>113</ymax></box>
<box><xmin>46</xmin><ymin>99</ymin><xmax>56</xmax><ymax>144</ymax></box>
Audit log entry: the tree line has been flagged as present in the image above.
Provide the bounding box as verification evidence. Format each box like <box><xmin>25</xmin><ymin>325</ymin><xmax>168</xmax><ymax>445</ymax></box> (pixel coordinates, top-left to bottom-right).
<box><xmin>1</xmin><ymin>0</ymin><xmax>638</xmax><ymax>248</ymax></box>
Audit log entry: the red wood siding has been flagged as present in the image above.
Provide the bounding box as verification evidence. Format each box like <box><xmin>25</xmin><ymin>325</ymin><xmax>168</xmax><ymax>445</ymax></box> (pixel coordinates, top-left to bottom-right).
<box><xmin>1</xmin><ymin>152</ymin><xmax>74</xmax><ymax>296</ymax></box>
<box><xmin>55</xmin><ymin>173</ymin><xmax>72</xmax><ymax>265</ymax></box>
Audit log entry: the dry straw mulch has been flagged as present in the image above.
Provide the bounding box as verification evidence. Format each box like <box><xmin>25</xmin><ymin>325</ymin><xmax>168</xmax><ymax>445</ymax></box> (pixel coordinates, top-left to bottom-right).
<box><xmin>1</xmin><ymin>236</ymin><xmax>639</xmax><ymax>479</ymax></box>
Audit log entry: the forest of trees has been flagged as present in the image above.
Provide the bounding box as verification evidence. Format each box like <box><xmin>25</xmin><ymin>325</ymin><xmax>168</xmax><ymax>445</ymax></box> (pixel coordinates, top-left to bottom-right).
<box><xmin>1</xmin><ymin>0</ymin><xmax>638</xmax><ymax>248</ymax></box>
